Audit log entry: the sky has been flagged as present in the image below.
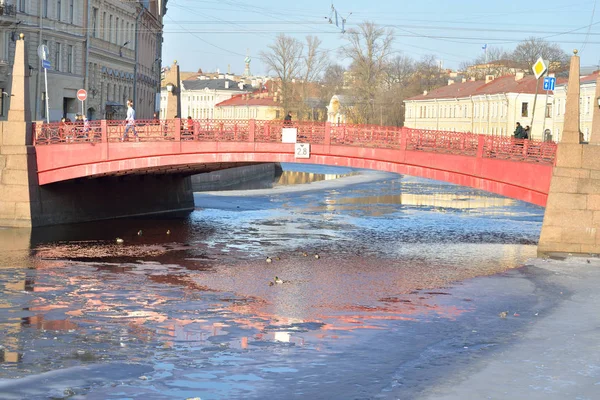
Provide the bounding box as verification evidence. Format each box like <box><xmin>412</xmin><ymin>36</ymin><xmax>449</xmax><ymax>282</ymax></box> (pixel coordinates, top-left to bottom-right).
<box><xmin>162</xmin><ymin>0</ymin><xmax>600</xmax><ymax>76</ymax></box>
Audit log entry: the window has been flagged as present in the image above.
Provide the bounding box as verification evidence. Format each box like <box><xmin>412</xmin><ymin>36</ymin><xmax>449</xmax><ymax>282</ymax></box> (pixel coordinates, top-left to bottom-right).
<box><xmin>545</xmin><ymin>103</ymin><xmax>552</xmax><ymax>118</ymax></box>
<box><xmin>3</xmin><ymin>32</ymin><xmax>10</xmax><ymax>60</ymax></box>
<box><xmin>67</xmin><ymin>45</ymin><xmax>73</xmax><ymax>73</ymax></box>
<box><xmin>109</xmin><ymin>15</ymin><xmax>113</xmax><ymax>43</ymax></box>
<box><xmin>92</xmin><ymin>8</ymin><xmax>98</xmax><ymax>38</ymax></box>
<box><xmin>57</xmin><ymin>0</ymin><xmax>61</xmax><ymax>20</ymax></box>
<box><xmin>586</xmin><ymin>97</ymin><xmax>591</xmax><ymax>115</ymax></box>
<box><xmin>521</xmin><ymin>102</ymin><xmax>529</xmax><ymax>117</ymax></box>
<box><xmin>102</xmin><ymin>12</ymin><xmax>107</xmax><ymax>40</ymax></box>
<box><xmin>115</xmin><ymin>17</ymin><xmax>119</xmax><ymax>45</ymax></box>
<box><xmin>41</xmin><ymin>92</ymin><xmax>46</xmax><ymax>119</ymax></box>
<box><xmin>43</xmin><ymin>0</ymin><xmax>49</xmax><ymax>18</ymax></box>
<box><xmin>55</xmin><ymin>42</ymin><xmax>61</xmax><ymax>71</ymax></box>
<box><xmin>0</xmin><ymin>87</ymin><xmax>4</xmax><ymax>117</ymax></box>
<box><xmin>69</xmin><ymin>0</ymin><xmax>74</xmax><ymax>24</ymax></box>
<box><xmin>18</xmin><ymin>0</ymin><xmax>26</xmax><ymax>13</ymax></box>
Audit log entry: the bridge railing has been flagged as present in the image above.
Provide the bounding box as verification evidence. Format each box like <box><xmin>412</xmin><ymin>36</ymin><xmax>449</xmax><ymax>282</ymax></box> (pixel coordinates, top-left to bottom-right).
<box><xmin>405</xmin><ymin>128</ymin><xmax>480</xmax><ymax>156</ymax></box>
<box><xmin>483</xmin><ymin>136</ymin><xmax>557</xmax><ymax>163</ymax></box>
<box><xmin>32</xmin><ymin>119</ymin><xmax>557</xmax><ymax>165</ymax></box>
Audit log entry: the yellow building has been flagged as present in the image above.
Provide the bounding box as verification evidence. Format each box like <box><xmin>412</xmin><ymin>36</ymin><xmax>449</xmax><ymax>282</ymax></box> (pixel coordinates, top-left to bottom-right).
<box><xmin>404</xmin><ymin>74</ymin><xmax>559</xmax><ymax>141</ymax></box>
<box><xmin>214</xmin><ymin>92</ymin><xmax>283</xmax><ymax>120</ymax></box>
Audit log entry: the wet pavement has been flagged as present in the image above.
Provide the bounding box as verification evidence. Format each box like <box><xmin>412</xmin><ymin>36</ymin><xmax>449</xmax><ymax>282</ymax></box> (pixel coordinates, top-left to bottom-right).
<box><xmin>2</xmin><ymin>164</ymin><xmax>593</xmax><ymax>399</ymax></box>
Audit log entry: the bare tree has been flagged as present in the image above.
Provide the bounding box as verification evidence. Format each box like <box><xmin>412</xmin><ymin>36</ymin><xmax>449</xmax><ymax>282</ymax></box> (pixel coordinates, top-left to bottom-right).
<box><xmin>319</xmin><ymin>64</ymin><xmax>346</xmax><ymax>115</ymax></box>
<box><xmin>342</xmin><ymin>22</ymin><xmax>394</xmax><ymax>124</ymax></box>
<box><xmin>384</xmin><ymin>54</ymin><xmax>415</xmax><ymax>89</ymax></box>
<box><xmin>298</xmin><ymin>35</ymin><xmax>329</xmax><ymax>120</ymax></box>
<box><xmin>415</xmin><ymin>55</ymin><xmax>447</xmax><ymax>92</ymax></box>
<box><xmin>460</xmin><ymin>46</ymin><xmax>515</xmax><ymax>79</ymax></box>
<box><xmin>260</xmin><ymin>34</ymin><xmax>304</xmax><ymax>114</ymax></box>
<box><xmin>512</xmin><ymin>37</ymin><xmax>569</xmax><ymax>72</ymax></box>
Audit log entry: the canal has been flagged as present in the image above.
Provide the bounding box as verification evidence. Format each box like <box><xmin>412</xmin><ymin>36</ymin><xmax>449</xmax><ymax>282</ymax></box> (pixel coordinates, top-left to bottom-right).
<box><xmin>0</xmin><ymin>163</ymin><xmax>550</xmax><ymax>399</ymax></box>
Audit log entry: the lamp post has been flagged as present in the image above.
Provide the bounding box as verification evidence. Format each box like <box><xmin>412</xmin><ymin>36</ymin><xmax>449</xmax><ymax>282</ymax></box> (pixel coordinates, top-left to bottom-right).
<box><xmin>118</xmin><ymin>41</ymin><xmax>129</xmax><ymax>57</ymax></box>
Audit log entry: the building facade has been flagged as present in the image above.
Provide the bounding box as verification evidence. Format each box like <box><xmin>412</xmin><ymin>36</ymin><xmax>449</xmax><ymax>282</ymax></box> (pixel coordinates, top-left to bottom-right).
<box><xmin>551</xmin><ymin>72</ymin><xmax>598</xmax><ymax>143</ymax></box>
<box><xmin>159</xmin><ymin>78</ymin><xmax>252</xmax><ymax>120</ymax></box>
<box><xmin>0</xmin><ymin>0</ymin><xmax>86</xmax><ymax>121</ymax></box>
<box><xmin>404</xmin><ymin>74</ymin><xmax>557</xmax><ymax>141</ymax></box>
<box><xmin>0</xmin><ymin>0</ymin><xmax>165</xmax><ymax>121</ymax></box>
<box><xmin>214</xmin><ymin>92</ymin><xmax>282</xmax><ymax>120</ymax></box>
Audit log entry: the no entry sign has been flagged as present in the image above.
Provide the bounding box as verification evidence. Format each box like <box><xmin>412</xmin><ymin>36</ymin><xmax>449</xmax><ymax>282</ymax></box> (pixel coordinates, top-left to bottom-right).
<box><xmin>77</xmin><ymin>89</ymin><xmax>87</xmax><ymax>101</ymax></box>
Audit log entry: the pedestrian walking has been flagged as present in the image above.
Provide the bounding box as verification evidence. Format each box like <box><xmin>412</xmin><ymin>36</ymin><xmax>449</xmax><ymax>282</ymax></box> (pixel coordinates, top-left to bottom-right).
<box><xmin>284</xmin><ymin>111</ymin><xmax>292</xmax><ymax>126</ymax></box>
<box><xmin>123</xmin><ymin>99</ymin><xmax>138</xmax><ymax>141</ymax></box>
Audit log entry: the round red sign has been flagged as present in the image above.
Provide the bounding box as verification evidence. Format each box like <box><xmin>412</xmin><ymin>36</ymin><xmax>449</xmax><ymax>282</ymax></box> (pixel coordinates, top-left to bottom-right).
<box><xmin>77</xmin><ymin>89</ymin><xmax>87</xmax><ymax>101</ymax></box>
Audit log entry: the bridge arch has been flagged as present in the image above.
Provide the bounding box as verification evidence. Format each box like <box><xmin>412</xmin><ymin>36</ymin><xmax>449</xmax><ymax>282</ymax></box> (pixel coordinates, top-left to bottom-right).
<box><xmin>33</xmin><ymin>120</ymin><xmax>556</xmax><ymax>206</ymax></box>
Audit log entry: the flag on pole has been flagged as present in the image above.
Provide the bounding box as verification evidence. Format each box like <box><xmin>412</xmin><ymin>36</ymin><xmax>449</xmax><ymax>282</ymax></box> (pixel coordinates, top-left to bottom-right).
<box><xmin>482</xmin><ymin>44</ymin><xmax>487</xmax><ymax>51</ymax></box>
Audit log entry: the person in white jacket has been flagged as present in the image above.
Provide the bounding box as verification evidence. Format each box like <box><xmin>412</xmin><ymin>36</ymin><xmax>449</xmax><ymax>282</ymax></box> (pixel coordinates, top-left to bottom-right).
<box><xmin>123</xmin><ymin>99</ymin><xmax>138</xmax><ymax>141</ymax></box>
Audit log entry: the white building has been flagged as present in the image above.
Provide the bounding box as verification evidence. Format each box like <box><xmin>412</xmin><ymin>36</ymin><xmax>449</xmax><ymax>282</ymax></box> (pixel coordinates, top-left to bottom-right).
<box><xmin>551</xmin><ymin>72</ymin><xmax>598</xmax><ymax>143</ymax></box>
<box><xmin>404</xmin><ymin>74</ymin><xmax>559</xmax><ymax>141</ymax></box>
<box><xmin>160</xmin><ymin>78</ymin><xmax>251</xmax><ymax>119</ymax></box>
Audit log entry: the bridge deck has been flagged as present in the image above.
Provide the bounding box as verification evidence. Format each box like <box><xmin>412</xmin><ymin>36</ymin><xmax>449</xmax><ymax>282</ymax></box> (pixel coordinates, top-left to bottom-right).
<box><xmin>32</xmin><ymin>119</ymin><xmax>556</xmax><ymax>206</ymax></box>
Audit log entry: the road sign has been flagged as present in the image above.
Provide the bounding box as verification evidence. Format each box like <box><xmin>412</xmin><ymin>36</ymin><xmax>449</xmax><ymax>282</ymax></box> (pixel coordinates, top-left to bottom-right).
<box><xmin>532</xmin><ymin>57</ymin><xmax>548</xmax><ymax>79</ymax></box>
<box><xmin>77</xmin><ymin>89</ymin><xmax>87</xmax><ymax>101</ymax></box>
<box><xmin>37</xmin><ymin>44</ymin><xmax>49</xmax><ymax>61</ymax></box>
<box><xmin>543</xmin><ymin>77</ymin><xmax>556</xmax><ymax>91</ymax></box>
<box><xmin>295</xmin><ymin>143</ymin><xmax>310</xmax><ymax>159</ymax></box>
<box><xmin>41</xmin><ymin>60</ymin><xmax>51</xmax><ymax>69</ymax></box>
<box><xmin>282</xmin><ymin>127</ymin><xmax>297</xmax><ymax>143</ymax></box>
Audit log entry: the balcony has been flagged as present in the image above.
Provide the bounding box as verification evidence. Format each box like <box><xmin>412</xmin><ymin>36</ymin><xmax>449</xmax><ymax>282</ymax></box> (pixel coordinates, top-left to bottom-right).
<box><xmin>0</xmin><ymin>4</ymin><xmax>17</xmax><ymax>17</ymax></box>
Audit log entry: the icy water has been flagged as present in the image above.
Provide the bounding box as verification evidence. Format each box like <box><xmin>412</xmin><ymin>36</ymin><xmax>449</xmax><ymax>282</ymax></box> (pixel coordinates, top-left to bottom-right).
<box><xmin>0</xmin><ymin>164</ymin><xmax>546</xmax><ymax>399</ymax></box>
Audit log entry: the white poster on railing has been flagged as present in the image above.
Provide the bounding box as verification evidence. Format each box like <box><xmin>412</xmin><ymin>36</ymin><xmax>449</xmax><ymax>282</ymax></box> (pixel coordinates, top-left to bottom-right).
<box><xmin>282</xmin><ymin>128</ymin><xmax>298</xmax><ymax>143</ymax></box>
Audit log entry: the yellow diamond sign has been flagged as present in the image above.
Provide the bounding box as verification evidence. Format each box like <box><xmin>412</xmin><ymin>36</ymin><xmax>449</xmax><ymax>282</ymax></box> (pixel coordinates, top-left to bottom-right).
<box><xmin>532</xmin><ymin>57</ymin><xmax>548</xmax><ymax>79</ymax></box>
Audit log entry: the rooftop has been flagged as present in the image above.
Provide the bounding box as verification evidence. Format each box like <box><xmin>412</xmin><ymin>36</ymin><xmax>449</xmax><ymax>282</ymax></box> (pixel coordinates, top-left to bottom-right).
<box><xmin>181</xmin><ymin>79</ymin><xmax>252</xmax><ymax>91</ymax></box>
<box><xmin>406</xmin><ymin>74</ymin><xmax>567</xmax><ymax>101</ymax></box>
<box><xmin>216</xmin><ymin>93</ymin><xmax>280</xmax><ymax>107</ymax></box>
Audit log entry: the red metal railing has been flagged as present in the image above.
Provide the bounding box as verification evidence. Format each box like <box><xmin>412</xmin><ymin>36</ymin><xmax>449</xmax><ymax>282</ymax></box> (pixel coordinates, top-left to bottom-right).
<box><xmin>32</xmin><ymin>119</ymin><xmax>557</xmax><ymax>165</ymax></box>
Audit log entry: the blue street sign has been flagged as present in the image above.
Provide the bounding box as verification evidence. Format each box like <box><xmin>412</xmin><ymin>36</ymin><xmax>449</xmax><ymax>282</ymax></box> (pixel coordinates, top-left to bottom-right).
<box><xmin>42</xmin><ymin>60</ymin><xmax>51</xmax><ymax>69</ymax></box>
<box><xmin>543</xmin><ymin>77</ymin><xmax>556</xmax><ymax>91</ymax></box>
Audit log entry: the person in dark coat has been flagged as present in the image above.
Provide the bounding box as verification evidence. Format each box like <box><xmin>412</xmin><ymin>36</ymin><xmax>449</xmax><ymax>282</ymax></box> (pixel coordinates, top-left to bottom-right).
<box><xmin>514</xmin><ymin>122</ymin><xmax>524</xmax><ymax>139</ymax></box>
<box><xmin>284</xmin><ymin>112</ymin><xmax>292</xmax><ymax>126</ymax></box>
<box><xmin>523</xmin><ymin>125</ymin><xmax>530</xmax><ymax>139</ymax></box>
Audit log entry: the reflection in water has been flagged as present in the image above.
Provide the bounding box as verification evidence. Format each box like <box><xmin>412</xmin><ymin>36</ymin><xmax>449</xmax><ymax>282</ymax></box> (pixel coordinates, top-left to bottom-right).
<box><xmin>0</xmin><ymin>170</ymin><xmax>545</xmax><ymax>398</ymax></box>
<box><xmin>275</xmin><ymin>171</ymin><xmax>357</xmax><ymax>187</ymax></box>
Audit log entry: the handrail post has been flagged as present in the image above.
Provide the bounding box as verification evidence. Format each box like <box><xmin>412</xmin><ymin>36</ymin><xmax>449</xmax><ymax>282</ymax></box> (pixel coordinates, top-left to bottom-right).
<box><xmin>324</xmin><ymin>122</ymin><xmax>331</xmax><ymax>146</ymax></box>
<box><xmin>400</xmin><ymin>127</ymin><xmax>408</xmax><ymax>150</ymax></box>
<box><xmin>523</xmin><ymin>139</ymin><xmax>529</xmax><ymax>159</ymax></box>
<box><xmin>476</xmin><ymin>134</ymin><xmax>485</xmax><ymax>158</ymax></box>
<box><xmin>249</xmin><ymin>119</ymin><xmax>256</xmax><ymax>142</ymax></box>
<box><xmin>174</xmin><ymin>118</ymin><xmax>181</xmax><ymax>141</ymax></box>
<box><xmin>101</xmin><ymin>119</ymin><xmax>108</xmax><ymax>143</ymax></box>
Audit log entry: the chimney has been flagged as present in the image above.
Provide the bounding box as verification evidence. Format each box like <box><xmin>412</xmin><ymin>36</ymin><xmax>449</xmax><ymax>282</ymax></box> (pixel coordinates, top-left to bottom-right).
<box><xmin>225</xmin><ymin>80</ymin><xmax>229</xmax><ymax>89</ymax></box>
<box><xmin>485</xmin><ymin>75</ymin><xmax>494</xmax><ymax>84</ymax></box>
<box><xmin>515</xmin><ymin>72</ymin><xmax>524</xmax><ymax>81</ymax></box>
<box><xmin>448</xmin><ymin>79</ymin><xmax>455</xmax><ymax>86</ymax></box>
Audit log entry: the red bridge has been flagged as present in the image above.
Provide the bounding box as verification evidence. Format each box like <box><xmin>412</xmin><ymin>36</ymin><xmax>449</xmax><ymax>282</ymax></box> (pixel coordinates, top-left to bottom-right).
<box><xmin>33</xmin><ymin>119</ymin><xmax>557</xmax><ymax>206</ymax></box>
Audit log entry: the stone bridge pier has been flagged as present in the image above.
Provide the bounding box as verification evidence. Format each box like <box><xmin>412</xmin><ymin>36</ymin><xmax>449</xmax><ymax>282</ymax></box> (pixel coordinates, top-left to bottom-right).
<box><xmin>539</xmin><ymin>51</ymin><xmax>600</xmax><ymax>255</ymax></box>
<box><xmin>0</xmin><ymin>35</ymin><xmax>194</xmax><ymax>228</ymax></box>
